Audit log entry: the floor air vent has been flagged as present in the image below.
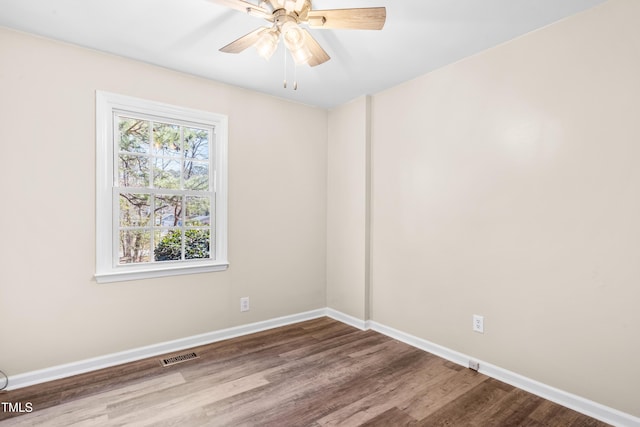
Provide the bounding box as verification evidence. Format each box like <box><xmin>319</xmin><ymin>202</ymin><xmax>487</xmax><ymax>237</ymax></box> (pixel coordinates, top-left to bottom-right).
<box><xmin>160</xmin><ymin>352</ymin><xmax>199</xmax><ymax>367</ymax></box>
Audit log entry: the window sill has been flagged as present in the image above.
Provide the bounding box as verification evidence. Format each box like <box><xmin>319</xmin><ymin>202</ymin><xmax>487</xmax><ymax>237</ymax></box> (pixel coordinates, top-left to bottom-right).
<box><xmin>95</xmin><ymin>262</ymin><xmax>229</xmax><ymax>284</ymax></box>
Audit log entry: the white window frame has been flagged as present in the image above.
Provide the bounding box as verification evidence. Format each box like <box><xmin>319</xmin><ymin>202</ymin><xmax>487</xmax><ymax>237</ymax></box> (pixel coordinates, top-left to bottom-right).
<box><xmin>95</xmin><ymin>91</ymin><xmax>228</xmax><ymax>283</ymax></box>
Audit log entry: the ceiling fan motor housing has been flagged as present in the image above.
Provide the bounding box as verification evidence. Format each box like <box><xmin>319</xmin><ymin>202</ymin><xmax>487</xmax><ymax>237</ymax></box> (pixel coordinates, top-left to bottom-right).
<box><xmin>213</xmin><ymin>0</ymin><xmax>386</xmax><ymax>67</ymax></box>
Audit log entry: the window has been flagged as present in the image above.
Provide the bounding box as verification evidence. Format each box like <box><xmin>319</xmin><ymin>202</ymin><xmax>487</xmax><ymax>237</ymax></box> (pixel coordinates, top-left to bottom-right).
<box><xmin>95</xmin><ymin>91</ymin><xmax>228</xmax><ymax>283</ymax></box>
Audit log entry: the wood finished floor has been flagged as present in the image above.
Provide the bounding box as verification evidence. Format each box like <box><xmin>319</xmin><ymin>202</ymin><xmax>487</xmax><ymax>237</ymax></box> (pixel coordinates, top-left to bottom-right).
<box><xmin>0</xmin><ymin>317</ymin><xmax>610</xmax><ymax>426</ymax></box>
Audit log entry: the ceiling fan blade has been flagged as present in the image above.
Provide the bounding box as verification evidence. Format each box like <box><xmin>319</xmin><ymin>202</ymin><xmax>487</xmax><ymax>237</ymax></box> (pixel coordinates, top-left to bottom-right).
<box><xmin>301</xmin><ymin>29</ymin><xmax>330</xmax><ymax>67</ymax></box>
<box><xmin>207</xmin><ymin>0</ymin><xmax>273</xmax><ymax>20</ymax></box>
<box><xmin>219</xmin><ymin>27</ymin><xmax>267</xmax><ymax>53</ymax></box>
<box><xmin>265</xmin><ymin>0</ymin><xmax>282</xmax><ymax>8</ymax></box>
<box><xmin>294</xmin><ymin>0</ymin><xmax>306</xmax><ymax>13</ymax></box>
<box><xmin>306</xmin><ymin>7</ymin><xmax>386</xmax><ymax>30</ymax></box>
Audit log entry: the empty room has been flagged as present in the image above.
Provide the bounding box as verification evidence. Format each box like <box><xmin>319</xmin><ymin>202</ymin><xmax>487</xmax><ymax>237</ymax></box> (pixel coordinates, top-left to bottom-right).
<box><xmin>0</xmin><ymin>0</ymin><xmax>638</xmax><ymax>425</ymax></box>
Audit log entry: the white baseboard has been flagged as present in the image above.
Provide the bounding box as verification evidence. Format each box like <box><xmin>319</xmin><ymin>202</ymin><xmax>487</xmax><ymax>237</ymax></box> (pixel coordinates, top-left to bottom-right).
<box><xmin>368</xmin><ymin>320</ymin><xmax>640</xmax><ymax>427</ymax></box>
<box><xmin>6</xmin><ymin>308</ymin><xmax>638</xmax><ymax>427</ymax></box>
<box><xmin>325</xmin><ymin>307</ymin><xmax>368</xmax><ymax>330</ymax></box>
<box><xmin>6</xmin><ymin>308</ymin><xmax>326</xmax><ymax>391</ymax></box>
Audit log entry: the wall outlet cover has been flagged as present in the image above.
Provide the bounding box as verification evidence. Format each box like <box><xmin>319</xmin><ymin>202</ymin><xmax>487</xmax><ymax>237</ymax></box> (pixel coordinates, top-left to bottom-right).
<box><xmin>473</xmin><ymin>314</ymin><xmax>484</xmax><ymax>333</ymax></box>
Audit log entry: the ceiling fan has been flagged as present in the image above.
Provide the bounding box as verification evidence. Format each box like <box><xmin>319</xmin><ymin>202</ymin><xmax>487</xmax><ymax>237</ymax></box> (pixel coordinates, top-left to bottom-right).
<box><xmin>208</xmin><ymin>0</ymin><xmax>386</xmax><ymax>67</ymax></box>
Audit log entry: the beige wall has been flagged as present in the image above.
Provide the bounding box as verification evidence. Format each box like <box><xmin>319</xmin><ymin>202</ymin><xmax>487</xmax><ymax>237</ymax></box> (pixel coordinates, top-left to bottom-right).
<box><xmin>0</xmin><ymin>28</ymin><xmax>327</xmax><ymax>374</ymax></box>
<box><xmin>1</xmin><ymin>0</ymin><xmax>639</xmax><ymax>419</ymax></box>
<box><xmin>370</xmin><ymin>0</ymin><xmax>639</xmax><ymax>416</ymax></box>
<box><xmin>326</xmin><ymin>96</ymin><xmax>370</xmax><ymax>319</ymax></box>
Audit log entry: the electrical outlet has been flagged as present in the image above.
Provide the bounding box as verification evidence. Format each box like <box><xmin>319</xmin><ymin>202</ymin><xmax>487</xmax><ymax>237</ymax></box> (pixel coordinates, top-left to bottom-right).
<box><xmin>473</xmin><ymin>314</ymin><xmax>484</xmax><ymax>333</ymax></box>
<box><xmin>469</xmin><ymin>360</ymin><xmax>480</xmax><ymax>371</ymax></box>
<box><xmin>240</xmin><ymin>297</ymin><xmax>250</xmax><ymax>312</ymax></box>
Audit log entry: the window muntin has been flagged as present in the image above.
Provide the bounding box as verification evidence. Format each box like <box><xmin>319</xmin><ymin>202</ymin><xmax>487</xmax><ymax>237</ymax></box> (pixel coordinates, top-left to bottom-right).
<box><xmin>96</xmin><ymin>92</ymin><xmax>228</xmax><ymax>283</ymax></box>
<box><xmin>116</xmin><ymin>115</ymin><xmax>213</xmax><ymax>265</ymax></box>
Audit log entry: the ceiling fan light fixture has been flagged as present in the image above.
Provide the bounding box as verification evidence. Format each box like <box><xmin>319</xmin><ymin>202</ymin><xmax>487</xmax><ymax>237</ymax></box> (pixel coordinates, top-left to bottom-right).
<box><xmin>211</xmin><ymin>0</ymin><xmax>387</xmax><ymax>71</ymax></box>
<box><xmin>290</xmin><ymin>44</ymin><xmax>312</xmax><ymax>64</ymax></box>
<box><xmin>281</xmin><ymin>21</ymin><xmax>311</xmax><ymax>64</ymax></box>
<box><xmin>282</xmin><ymin>21</ymin><xmax>305</xmax><ymax>50</ymax></box>
<box><xmin>284</xmin><ymin>0</ymin><xmax>296</xmax><ymax>12</ymax></box>
<box><xmin>254</xmin><ymin>29</ymin><xmax>279</xmax><ymax>60</ymax></box>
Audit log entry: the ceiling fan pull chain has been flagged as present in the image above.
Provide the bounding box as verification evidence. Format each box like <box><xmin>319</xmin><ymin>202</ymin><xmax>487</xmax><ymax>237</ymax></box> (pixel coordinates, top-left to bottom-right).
<box><xmin>294</xmin><ymin>63</ymin><xmax>298</xmax><ymax>90</ymax></box>
<box><xmin>283</xmin><ymin>45</ymin><xmax>288</xmax><ymax>89</ymax></box>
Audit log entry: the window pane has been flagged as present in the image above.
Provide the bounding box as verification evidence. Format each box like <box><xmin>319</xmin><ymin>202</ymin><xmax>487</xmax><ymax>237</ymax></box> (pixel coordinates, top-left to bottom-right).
<box><xmin>153</xmin><ymin>122</ymin><xmax>181</xmax><ymax>157</ymax></box>
<box><xmin>153</xmin><ymin>158</ymin><xmax>181</xmax><ymax>189</ymax></box>
<box><xmin>155</xmin><ymin>195</ymin><xmax>182</xmax><ymax>227</ymax></box>
<box><xmin>119</xmin><ymin>118</ymin><xmax>149</xmax><ymax>153</ymax></box>
<box><xmin>184</xmin><ymin>127</ymin><xmax>209</xmax><ymax>161</ymax></box>
<box><xmin>119</xmin><ymin>154</ymin><xmax>149</xmax><ymax>187</ymax></box>
<box><xmin>98</xmin><ymin>92</ymin><xmax>227</xmax><ymax>281</ymax></box>
<box><xmin>154</xmin><ymin>230</ymin><xmax>182</xmax><ymax>261</ymax></box>
<box><xmin>185</xmin><ymin>229</ymin><xmax>210</xmax><ymax>260</ymax></box>
<box><xmin>184</xmin><ymin>161</ymin><xmax>209</xmax><ymax>190</ymax></box>
<box><xmin>185</xmin><ymin>196</ymin><xmax>210</xmax><ymax>226</ymax></box>
<box><xmin>119</xmin><ymin>230</ymin><xmax>150</xmax><ymax>264</ymax></box>
<box><xmin>120</xmin><ymin>194</ymin><xmax>151</xmax><ymax>227</ymax></box>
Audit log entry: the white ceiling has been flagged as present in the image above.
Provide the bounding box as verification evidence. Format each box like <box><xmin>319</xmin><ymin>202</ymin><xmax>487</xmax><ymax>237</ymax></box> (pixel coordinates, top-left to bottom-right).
<box><xmin>0</xmin><ymin>0</ymin><xmax>606</xmax><ymax>108</ymax></box>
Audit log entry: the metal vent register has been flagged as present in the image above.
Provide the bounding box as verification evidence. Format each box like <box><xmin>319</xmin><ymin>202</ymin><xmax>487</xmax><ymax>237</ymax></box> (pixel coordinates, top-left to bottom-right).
<box><xmin>160</xmin><ymin>352</ymin><xmax>199</xmax><ymax>367</ymax></box>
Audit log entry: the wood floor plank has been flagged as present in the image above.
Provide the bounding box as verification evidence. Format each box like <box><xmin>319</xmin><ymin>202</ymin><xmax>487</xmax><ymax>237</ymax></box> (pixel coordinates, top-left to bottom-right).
<box><xmin>415</xmin><ymin>377</ymin><xmax>511</xmax><ymax>426</ymax></box>
<box><xmin>402</xmin><ymin>365</ymin><xmax>489</xmax><ymax>421</ymax></box>
<box><xmin>358</xmin><ymin>407</ymin><xmax>417</xmax><ymax>427</ymax></box>
<box><xmin>201</xmin><ymin>340</ymin><xmax>418</xmax><ymax>425</ymax></box>
<box><xmin>315</xmin><ymin>353</ymin><xmax>450</xmax><ymax>426</ymax></box>
<box><xmin>269</xmin><ymin>348</ymin><xmax>430</xmax><ymax>426</ymax></box>
<box><xmin>0</xmin><ymin>318</ymin><xmax>612</xmax><ymax>427</ymax></box>
<box><xmin>0</xmin><ymin>373</ymin><xmax>186</xmax><ymax>426</ymax></box>
<box><xmin>278</xmin><ymin>329</ymin><xmax>386</xmax><ymax>361</ymax></box>
<box><xmin>482</xmin><ymin>387</ymin><xmax>545</xmax><ymax>426</ymax></box>
<box><xmin>108</xmin><ymin>372</ymin><xmax>270</xmax><ymax>426</ymax></box>
<box><xmin>125</xmin><ymin>407</ymin><xmax>211</xmax><ymax>427</ymax></box>
<box><xmin>528</xmin><ymin>399</ymin><xmax>579</xmax><ymax>425</ymax></box>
